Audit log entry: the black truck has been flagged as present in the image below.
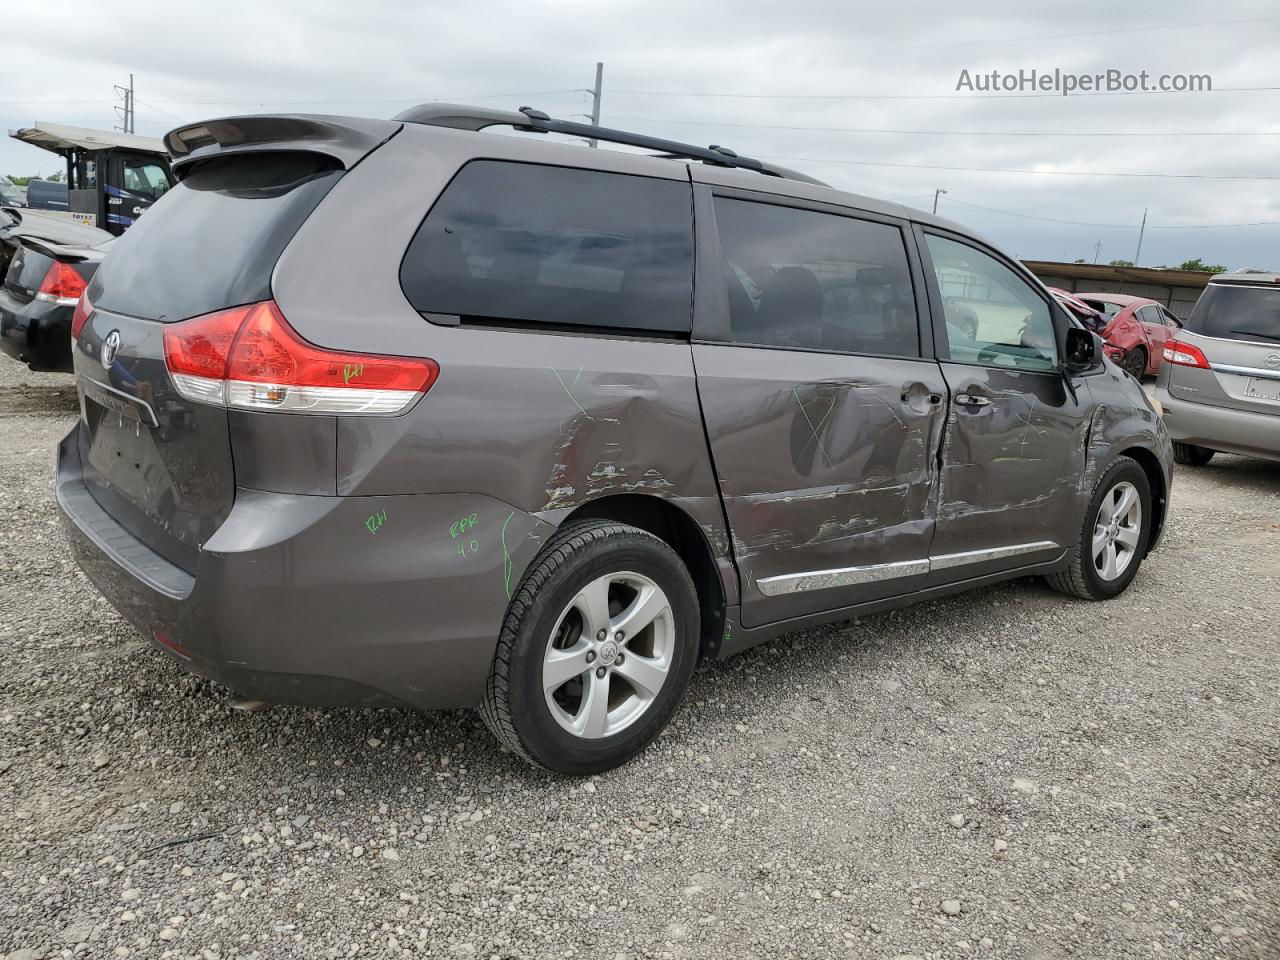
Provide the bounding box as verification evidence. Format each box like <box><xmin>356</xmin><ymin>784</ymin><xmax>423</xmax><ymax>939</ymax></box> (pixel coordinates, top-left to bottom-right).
<box><xmin>8</xmin><ymin>122</ymin><xmax>175</xmax><ymax>236</ymax></box>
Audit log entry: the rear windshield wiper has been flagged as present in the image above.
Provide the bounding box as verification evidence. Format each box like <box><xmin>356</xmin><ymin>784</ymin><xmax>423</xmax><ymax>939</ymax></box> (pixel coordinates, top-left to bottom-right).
<box><xmin>1230</xmin><ymin>329</ymin><xmax>1280</xmax><ymax>342</ymax></box>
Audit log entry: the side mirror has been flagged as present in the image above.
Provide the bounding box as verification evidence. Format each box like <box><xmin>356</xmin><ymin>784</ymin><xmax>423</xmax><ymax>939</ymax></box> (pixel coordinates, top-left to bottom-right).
<box><xmin>1063</xmin><ymin>327</ymin><xmax>1101</xmax><ymax>373</ymax></box>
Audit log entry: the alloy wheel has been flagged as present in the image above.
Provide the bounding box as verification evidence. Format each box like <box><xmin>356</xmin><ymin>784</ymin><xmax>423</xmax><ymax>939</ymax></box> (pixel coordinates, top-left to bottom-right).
<box><xmin>1092</xmin><ymin>480</ymin><xmax>1142</xmax><ymax>581</ymax></box>
<box><xmin>542</xmin><ymin>572</ymin><xmax>675</xmax><ymax>739</ymax></box>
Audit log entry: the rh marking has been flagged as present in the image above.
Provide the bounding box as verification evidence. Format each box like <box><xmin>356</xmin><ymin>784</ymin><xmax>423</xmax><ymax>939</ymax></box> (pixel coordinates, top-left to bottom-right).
<box><xmin>343</xmin><ymin>363</ymin><xmax>365</xmax><ymax>384</ymax></box>
<box><xmin>365</xmin><ymin>509</ymin><xmax>387</xmax><ymax>534</ymax></box>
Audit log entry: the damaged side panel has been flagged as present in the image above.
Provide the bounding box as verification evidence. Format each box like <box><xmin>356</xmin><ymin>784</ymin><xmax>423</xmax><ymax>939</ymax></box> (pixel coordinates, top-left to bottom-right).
<box><xmin>692</xmin><ymin>343</ymin><xmax>948</xmax><ymax>627</ymax></box>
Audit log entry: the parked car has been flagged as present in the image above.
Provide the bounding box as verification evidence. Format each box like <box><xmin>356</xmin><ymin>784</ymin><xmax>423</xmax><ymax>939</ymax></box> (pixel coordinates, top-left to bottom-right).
<box><xmin>1048</xmin><ymin>287</ymin><xmax>1107</xmax><ymax>331</ymax></box>
<box><xmin>1157</xmin><ymin>271</ymin><xmax>1280</xmax><ymax>466</ymax></box>
<box><xmin>1073</xmin><ymin>292</ymin><xmax>1181</xmax><ymax>380</ymax></box>
<box><xmin>24</xmin><ymin>178</ymin><xmax>69</xmax><ymax>212</ymax></box>
<box><xmin>56</xmin><ymin>105</ymin><xmax>1173</xmax><ymax>774</ymax></box>
<box><xmin>0</xmin><ymin>176</ymin><xmax>27</xmax><ymax>207</ymax></box>
<box><xmin>0</xmin><ymin>207</ymin><xmax>112</xmax><ymax>370</ymax></box>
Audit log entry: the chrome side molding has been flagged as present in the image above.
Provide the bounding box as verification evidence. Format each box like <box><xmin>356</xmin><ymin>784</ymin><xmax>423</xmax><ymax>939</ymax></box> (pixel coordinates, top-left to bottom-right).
<box><xmin>930</xmin><ymin>540</ymin><xmax>1060</xmax><ymax>571</ymax></box>
<box><xmin>755</xmin><ymin>540</ymin><xmax>1060</xmax><ymax>597</ymax></box>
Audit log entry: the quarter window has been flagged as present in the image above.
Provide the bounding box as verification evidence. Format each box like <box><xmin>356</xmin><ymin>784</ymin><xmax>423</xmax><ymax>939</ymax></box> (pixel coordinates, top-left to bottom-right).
<box><xmin>925</xmin><ymin>234</ymin><xmax>1058</xmax><ymax>371</ymax></box>
<box><xmin>712</xmin><ymin>197</ymin><xmax>919</xmax><ymax>357</ymax></box>
<box><xmin>400</xmin><ymin>161</ymin><xmax>694</xmax><ymax>334</ymax></box>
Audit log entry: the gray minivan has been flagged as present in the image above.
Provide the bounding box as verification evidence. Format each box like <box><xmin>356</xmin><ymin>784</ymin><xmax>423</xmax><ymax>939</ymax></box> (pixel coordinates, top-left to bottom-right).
<box><xmin>56</xmin><ymin>105</ymin><xmax>1173</xmax><ymax>773</ymax></box>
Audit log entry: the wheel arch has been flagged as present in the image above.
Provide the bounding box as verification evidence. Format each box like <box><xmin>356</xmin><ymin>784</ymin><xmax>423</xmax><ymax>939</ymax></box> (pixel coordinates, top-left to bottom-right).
<box><xmin>1117</xmin><ymin>445</ymin><xmax>1167</xmax><ymax>554</ymax></box>
<box><xmin>558</xmin><ymin>494</ymin><xmax>727</xmax><ymax>661</ymax></box>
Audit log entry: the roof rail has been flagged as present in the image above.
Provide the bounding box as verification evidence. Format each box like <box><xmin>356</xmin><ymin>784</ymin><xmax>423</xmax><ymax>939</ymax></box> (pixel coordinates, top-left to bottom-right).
<box><xmin>392</xmin><ymin>103</ymin><xmax>827</xmax><ymax>187</ymax></box>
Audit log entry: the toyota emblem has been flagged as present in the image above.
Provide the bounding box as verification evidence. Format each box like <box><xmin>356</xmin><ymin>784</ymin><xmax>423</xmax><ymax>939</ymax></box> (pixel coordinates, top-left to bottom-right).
<box><xmin>1265</xmin><ymin>353</ymin><xmax>1280</xmax><ymax>369</ymax></box>
<box><xmin>100</xmin><ymin>330</ymin><xmax>121</xmax><ymax>368</ymax></box>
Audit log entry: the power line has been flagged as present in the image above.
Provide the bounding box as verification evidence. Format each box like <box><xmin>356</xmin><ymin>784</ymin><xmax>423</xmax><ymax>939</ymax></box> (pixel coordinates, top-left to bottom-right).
<box><xmin>608</xmin><ymin>85</ymin><xmax>1280</xmax><ymax>102</ymax></box>
<box><xmin>756</xmin><ymin>153</ymin><xmax>1280</xmax><ymax>181</ymax></box>
<box><xmin>608</xmin><ymin>114</ymin><xmax>1280</xmax><ymax>137</ymax></box>
<box><xmin>142</xmin><ymin>89</ymin><xmax>578</xmax><ymax>106</ymax></box>
<box><xmin>927</xmin><ymin>196</ymin><xmax>1280</xmax><ymax>229</ymax></box>
<box><xmin>641</xmin><ymin>17</ymin><xmax>1280</xmax><ymax>60</ymax></box>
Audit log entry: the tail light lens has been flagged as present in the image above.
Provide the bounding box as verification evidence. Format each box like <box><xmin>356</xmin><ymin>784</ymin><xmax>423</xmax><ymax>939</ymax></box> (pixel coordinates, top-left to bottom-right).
<box><xmin>35</xmin><ymin>261</ymin><xmax>87</xmax><ymax>306</ymax></box>
<box><xmin>70</xmin><ymin>291</ymin><xmax>93</xmax><ymax>343</ymax></box>
<box><xmin>1163</xmin><ymin>339</ymin><xmax>1210</xmax><ymax>369</ymax></box>
<box><xmin>163</xmin><ymin>300</ymin><xmax>438</xmax><ymax>414</ymax></box>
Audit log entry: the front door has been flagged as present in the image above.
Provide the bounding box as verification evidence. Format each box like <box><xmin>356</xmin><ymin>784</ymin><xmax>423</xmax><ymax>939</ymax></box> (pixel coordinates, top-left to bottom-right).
<box><xmin>693</xmin><ymin>189</ymin><xmax>947</xmax><ymax>628</ymax></box>
<box><xmin>916</xmin><ymin>229</ymin><xmax>1092</xmax><ymax>582</ymax></box>
<box><xmin>106</xmin><ymin>151</ymin><xmax>174</xmax><ymax>235</ymax></box>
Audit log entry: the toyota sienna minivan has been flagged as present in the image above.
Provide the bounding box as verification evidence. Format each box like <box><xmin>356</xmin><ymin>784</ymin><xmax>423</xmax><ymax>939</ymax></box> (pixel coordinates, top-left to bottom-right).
<box><xmin>57</xmin><ymin>105</ymin><xmax>1173</xmax><ymax>774</ymax></box>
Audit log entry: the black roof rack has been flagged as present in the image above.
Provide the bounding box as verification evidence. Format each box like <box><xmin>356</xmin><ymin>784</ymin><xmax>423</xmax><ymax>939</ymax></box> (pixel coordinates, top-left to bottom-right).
<box><xmin>392</xmin><ymin>103</ymin><xmax>827</xmax><ymax>187</ymax></box>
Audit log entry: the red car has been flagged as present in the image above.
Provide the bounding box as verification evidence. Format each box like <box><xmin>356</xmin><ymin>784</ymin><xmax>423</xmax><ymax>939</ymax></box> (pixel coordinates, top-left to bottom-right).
<box><xmin>1074</xmin><ymin>292</ymin><xmax>1182</xmax><ymax>380</ymax></box>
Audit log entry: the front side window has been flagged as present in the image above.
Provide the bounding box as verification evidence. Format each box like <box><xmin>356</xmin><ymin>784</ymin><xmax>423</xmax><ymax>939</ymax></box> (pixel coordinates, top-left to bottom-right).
<box><xmin>712</xmin><ymin>197</ymin><xmax>919</xmax><ymax>357</ymax></box>
<box><xmin>122</xmin><ymin>160</ymin><xmax>171</xmax><ymax>199</ymax></box>
<box><xmin>400</xmin><ymin>161</ymin><xmax>694</xmax><ymax>334</ymax></box>
<box><xmin>925</xmin><ymin>234</ymin><xmax>1058</xmax><ymax>371</ymax></box>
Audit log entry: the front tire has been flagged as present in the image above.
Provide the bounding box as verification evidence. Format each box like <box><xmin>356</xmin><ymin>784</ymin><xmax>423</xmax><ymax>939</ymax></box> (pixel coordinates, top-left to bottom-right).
<box><xmin>479</xmin><ymin>520</ymin><xmax>700</xmax><ymax>775</ymax></box>
<box><xmin>1045</xmin><ymin>456</ymin><xmax>1152</xmax><ymax>601</ymax></box>
<box><xmin>1173</xmin><ymin>442</ymin><xmax>1215</xmax><ymax>467</ymax></box>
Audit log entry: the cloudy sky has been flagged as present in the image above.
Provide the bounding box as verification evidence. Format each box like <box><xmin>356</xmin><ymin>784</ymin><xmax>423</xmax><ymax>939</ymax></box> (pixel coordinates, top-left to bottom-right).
<box><xmin>4</xmin><ymin>0</ymin><xmax>1278</xmax><ymax>269</ymax></box>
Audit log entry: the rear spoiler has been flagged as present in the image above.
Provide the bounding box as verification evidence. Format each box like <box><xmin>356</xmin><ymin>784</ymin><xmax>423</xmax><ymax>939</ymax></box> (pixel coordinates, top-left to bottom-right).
<box><xmin>163</xmin><ymin>114</ymin><xmax>401</xmax><ymax>179</ymax></box>
<box><xmin>11</xmin><ymin>235</ymin><xmax>106</xmax><ymax>263</ymax></box>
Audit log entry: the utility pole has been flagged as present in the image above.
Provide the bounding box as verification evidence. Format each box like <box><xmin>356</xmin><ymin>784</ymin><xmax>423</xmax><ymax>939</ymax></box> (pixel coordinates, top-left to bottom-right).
<box><xmin>1093</xmin><ymin>239</ymin><xmax>1103</xmax><ymax>264</ymax></box>
<box><xmin>587</xmin><ymin>62</ymin><xmax>604</xmax><ymax>148</ymax></box>
<box><xmin>114</xmin><ymin>74</ymin><xmax>134</xmax><ymax>134</ymax></box>
<box><xmin>1134</xmin><ymin>208</ymin><xmax>1148</xmax><ymax>266</ymax></box>
<box><xmin>932</xmin><ymin>187</ymin><xmax>947</xmax><ymax>214</ymax></box>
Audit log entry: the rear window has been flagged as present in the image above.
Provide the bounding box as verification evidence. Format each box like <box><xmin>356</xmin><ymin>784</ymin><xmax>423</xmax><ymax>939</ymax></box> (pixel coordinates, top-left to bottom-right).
<box><xmin>399</xmin><ymin>160</ymin><xmax>693</xmax><ymax>335</ymax></box>
<box><xmin>89</xmin><ymin>152</ymin><xmax>341</xmax><ymax>322</ymax></box>
<box><xmin>1186</xmin><ymin>283</ymin><xmax>1280</xmax><ymax>345</ymax></box>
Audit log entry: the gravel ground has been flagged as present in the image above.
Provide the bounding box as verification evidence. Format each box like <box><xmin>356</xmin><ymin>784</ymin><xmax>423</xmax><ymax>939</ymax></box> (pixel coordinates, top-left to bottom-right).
<box><xmin>1</xmin><ymin>359</ymin><xmax>1277</xmax><ymax>960</ymax></box>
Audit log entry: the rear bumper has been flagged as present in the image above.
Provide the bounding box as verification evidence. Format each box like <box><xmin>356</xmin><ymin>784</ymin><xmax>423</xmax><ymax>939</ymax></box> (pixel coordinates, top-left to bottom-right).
<box><xmin>56</xmin><ymin>424</ymin><xmax>550</xmax><ymax>709</ymax></box>
<box><xmin>1157</xmin><ymin>387</ymin><xmax>1280</xmax><ymax>462</ymax></box>
<box><xmin>0</xmin><ymin>287</ymin><xmax>72</xmax><ymax>371</ymax></box>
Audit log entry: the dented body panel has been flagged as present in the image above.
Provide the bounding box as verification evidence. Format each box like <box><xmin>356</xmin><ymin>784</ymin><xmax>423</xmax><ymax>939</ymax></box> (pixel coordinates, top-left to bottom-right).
<box><xmin>56</xmin><ymin>110</ymin><xmax>1173</xmax><ymax>712</ymax></box>
<box><xmin>694</xmin><ymin>343</ymin><xmax>947</xmax><ymax>626</ymax></box>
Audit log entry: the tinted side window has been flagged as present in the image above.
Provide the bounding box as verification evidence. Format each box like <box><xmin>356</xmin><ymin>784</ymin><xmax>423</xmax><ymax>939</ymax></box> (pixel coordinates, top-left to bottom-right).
<box><xmin>712</xmin><ymin>197</ymin><xmax>918</xmax><ymax>357</ymax></box>
<box><xmin>400</xmin><ymin>161</ymin><xmax>693</xmax><ymax>334</ymax></box>
<box><xmin>925</xmin><ymin>234</ymin><xmax>1058</xmax><ymax>372</ymax></box>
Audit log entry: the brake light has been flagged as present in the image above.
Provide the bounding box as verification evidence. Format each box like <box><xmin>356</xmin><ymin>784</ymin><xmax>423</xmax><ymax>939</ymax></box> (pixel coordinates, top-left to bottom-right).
<box><xmin>70</xmin><ymin>291</ymin><xmax>93</xmax><ymax>343</ymax></box>
<box><xmin>1163</xmin><ymin>339</ymin><xmax>1210</xmax><ymax>369</ymax></box>
<box><xmin>163</xmin><ymin>300</ymin><xmax>438</xmax><ymax>414</ymax></box>
<box><xmin>35</xmin><ymin>261</ymin><xmax>87</xmax><ymax>306</ymax></box>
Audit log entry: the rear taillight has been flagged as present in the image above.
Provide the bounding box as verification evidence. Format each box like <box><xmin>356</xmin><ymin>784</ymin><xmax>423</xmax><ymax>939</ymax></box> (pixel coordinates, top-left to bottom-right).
<box><xmin>1163</xmin><ymin>339</ymin><xmax>1210</xmax><ymax>369</ymax></box>
<box><xmin>70</xmin><ymin>291</ymin><xmax>93</xmax><ymax>344</ymax></box>
<box><xmin>35</xmin><ymin>261</ymin><xmax>87</xmax><ymax>306</ymax></box>
<box><xmin>163</xmin><ymin>300</ymin><xmax>438</xmax><ymax>414</ymax></box>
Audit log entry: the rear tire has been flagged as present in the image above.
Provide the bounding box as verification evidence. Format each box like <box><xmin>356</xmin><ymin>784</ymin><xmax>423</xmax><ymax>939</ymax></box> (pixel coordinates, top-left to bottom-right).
<box><xmin>479</xmin><ymin>520</ymin><xmax>700</xmax><ymax>775</ymax></box>
<box><xmin>1045</xmin><ymin>456</ymin><xmax>1151</xmax><ymax>601</ymax></box>
<box><xmin>1122</xmin><ymin>346</ymin><xmax>1147</xmax><ymax>381</ymax></box>
<box><xmin>1173</xmin><ymin>442</ymin><xmax>1215</xmax><ymax>467</ymax></box>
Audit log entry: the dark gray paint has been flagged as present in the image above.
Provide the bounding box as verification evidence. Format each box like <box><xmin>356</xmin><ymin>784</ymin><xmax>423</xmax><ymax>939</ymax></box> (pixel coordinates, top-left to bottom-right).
<box><xmin>56</xmin><ymin>112</ymin><xmax>1174</xmax><ymax>712</ymax></box>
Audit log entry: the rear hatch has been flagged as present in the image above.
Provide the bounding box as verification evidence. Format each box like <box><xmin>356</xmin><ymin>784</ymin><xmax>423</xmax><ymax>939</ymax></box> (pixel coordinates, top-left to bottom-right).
<box><xmin>74</xmin><ymin>146</ymin><xmax>360</xmax><ymax>572</ymax></box>
<box><xmin>1167</xmin><ymin>281</ymin><xmax>1280</xmax><ymax>416</ymax></box>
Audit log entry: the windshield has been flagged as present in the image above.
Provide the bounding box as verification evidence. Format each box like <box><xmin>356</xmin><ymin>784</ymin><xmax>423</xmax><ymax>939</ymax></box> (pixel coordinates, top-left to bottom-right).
<box><xmin>1186</xmin><ymin>284</ymin><xmax>1280</xmax><ymax>344</ymax></box>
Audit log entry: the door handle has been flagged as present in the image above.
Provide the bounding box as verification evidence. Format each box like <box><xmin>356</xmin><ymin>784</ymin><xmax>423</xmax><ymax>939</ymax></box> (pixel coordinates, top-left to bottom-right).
<box><xmin>901</xmin><ymin>383</ymin><xmax>944</xmax><ymax>405</ymax></box>
<box><xmin>954</xmin><ymin>393</ymin><xmax>992</xmax><ymax>407</ymax></box>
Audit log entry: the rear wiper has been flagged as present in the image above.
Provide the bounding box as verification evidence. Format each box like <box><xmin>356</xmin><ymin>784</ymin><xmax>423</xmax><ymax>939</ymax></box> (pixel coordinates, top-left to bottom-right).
<box><xmin>1230</xmin><ymin>329</ymin><xmax>1280</xmax><ymax>342</ymax></box>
